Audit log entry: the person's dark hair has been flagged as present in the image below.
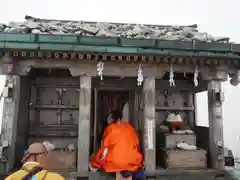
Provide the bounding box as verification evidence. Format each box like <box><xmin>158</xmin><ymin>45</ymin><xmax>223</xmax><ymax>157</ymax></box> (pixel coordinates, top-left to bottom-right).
<box><xmin>111</xmin><ymin>109</ymin><xmax>123</xmax><ymax>122</ymax></box>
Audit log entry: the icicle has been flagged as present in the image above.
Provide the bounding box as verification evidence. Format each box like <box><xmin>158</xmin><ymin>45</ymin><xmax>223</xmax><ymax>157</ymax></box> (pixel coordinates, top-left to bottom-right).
<box><xmin>194</xmin><ymin>67</ymin><xmax>199</xmax><ymax>87</ymax></box>
<box><xmin>137</xmin><ymin>64</ymin><xmax>143</xmax><ymax>86</ymax></box>
<box><xmin>169</xmin><ymin>64</ymin><xmax>175</xmax><ymax>87</ymax></box>
<box><xmin>97</xmin><ymin>61</ymin><xmax>104</xmax><ymax>80</ymax></box>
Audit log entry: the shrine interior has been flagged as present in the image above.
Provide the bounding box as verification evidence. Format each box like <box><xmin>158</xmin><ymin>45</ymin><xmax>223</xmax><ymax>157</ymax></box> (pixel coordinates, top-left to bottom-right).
<box><xmin>13</xmin><ymin>67</ymin><xmax>210</xmax><ymax>172</ymax></box>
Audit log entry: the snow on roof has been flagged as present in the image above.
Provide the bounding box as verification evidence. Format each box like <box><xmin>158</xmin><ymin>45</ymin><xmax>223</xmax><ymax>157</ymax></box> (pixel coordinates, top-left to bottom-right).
<box><xmin>0</xmin><ymin>15</ymin><xmax>230</xmax><ymax>43</ymax></box>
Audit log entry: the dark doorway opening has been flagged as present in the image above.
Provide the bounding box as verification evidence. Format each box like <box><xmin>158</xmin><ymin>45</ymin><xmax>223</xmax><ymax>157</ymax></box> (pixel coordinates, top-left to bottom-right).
<box><xmin>90</xmin><ymin>90</ymin><xmax>134</xmax><ymax>155</ymax></box>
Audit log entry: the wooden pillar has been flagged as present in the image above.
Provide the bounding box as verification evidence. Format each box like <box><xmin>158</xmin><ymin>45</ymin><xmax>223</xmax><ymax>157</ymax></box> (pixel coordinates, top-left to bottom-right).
<box><xmin>78</xmin><ymin>75</ymin><xmax>92</xmax><ymax>175</ymax></box>
<box><xmin>1</xmin><ymin>75</ymin><xmax>20</xmax><ymax>172</ymax></box>
<box><xmin>208</xmin><ymin>80</ymin><xmax>224</xmax><ymax>169</ymax></box>
<box><xmin>143</xmin><ymin>77</ymin><xmax>156</xmax><ymax>173</ymax></box>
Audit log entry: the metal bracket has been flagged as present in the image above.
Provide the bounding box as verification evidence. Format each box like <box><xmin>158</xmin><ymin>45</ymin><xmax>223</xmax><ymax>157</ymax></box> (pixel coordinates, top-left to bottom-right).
<box><xmin>0</xmin><ymin>141</ymin><xmax>8</xmax><ymax>158</ymax></box>
<box><xmin>217</xmin><ymin>140</ymin><xmax>223</xmax><ymax>147</ymax></box>
<box><xmin>217</xmin><ymin>154</ymin><xmax>224</xmax><ymax>160</ymax></box>
<box><xmin>215</xmin><ymin>92</ymin><xmax>224</xmax><ymax>103</ymax></box>
<box><xmin>3</xmin><ymin>86</ymin><xmax>13</xmax><ymax>98</ymax></box>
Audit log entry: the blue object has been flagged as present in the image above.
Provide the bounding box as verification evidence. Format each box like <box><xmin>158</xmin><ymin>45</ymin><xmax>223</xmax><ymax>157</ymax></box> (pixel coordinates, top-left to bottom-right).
<box><xmin>135</xmin><ymin>169</ymin><xmax>145</xmax><ymax>177</ymax></box>
<box><xmin>120</xmin><ymin>169</ymin><xmax>145</xmax><ymax>179</ymax></box>
<box><xmin>24</xmin><ymin>150</ymin><xmax>28</xmax><ymax>155</ymax></box>
<box><xmin>32</xmin><ymin>175</ymin><xmax>37</xmax><ymax>180</ymax></box>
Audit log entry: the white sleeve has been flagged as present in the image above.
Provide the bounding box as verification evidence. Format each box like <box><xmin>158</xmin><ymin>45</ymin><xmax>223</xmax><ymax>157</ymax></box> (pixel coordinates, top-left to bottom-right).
<box><xmin>101</xmin><ymin>148</ymin><xmax>108</xmax><ymax>160</ymax></box>
<box><xmin>89</xmin><ymin>163</ymin><xmax>98</xmax><ymax>172</ymax></box>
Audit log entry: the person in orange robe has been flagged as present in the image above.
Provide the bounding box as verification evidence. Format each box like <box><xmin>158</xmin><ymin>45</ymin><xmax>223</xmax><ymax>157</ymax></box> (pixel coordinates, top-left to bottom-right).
<box><xmin>89</xmin><ymin>109</ymin><xmax>144</xmax><ymax>179</ymax></box>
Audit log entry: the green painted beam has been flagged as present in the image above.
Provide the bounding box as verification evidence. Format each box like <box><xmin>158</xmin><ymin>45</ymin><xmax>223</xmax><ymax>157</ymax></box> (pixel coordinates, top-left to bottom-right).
<box><xmin>38</xmin><ymin>34</ymin><xmax>77</xmax><ymax>43</ymax></box>
<box><xmin>0</xmin><ymin>33</ymin><xmax>36</xmax><ymax>42</ymax></box>
<box><xmin>5</xmin><ymin>42</ymin><xmax>39</xmax><ymax>49</ymax></box>
<box><xmin>0</xmin><ymin>32</ymin><xmax>238</xmax><ymax>59</ymax></box>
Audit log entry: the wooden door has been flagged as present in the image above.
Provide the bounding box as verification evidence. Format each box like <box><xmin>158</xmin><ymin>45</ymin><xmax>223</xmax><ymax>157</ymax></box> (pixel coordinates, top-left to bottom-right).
<box><xmin>28</xmin><ymin>77</ymin><xmax>79</xmax><ymax>171</ymax></box>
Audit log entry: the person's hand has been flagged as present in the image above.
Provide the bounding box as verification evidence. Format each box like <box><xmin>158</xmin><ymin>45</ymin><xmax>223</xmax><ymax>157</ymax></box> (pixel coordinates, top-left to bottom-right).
<box><xmin>88</xmin><ymin>163</ymin><xmax>98</xmax><ymax>172</ymax></box>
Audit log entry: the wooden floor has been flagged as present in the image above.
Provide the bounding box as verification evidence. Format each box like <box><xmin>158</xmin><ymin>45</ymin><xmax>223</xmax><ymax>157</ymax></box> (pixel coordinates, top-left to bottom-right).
<box><xmin>49</xmin><ymin>168</ymin><xmax>240</xmax><ymax>180</ymax></box>
<box><xmin>85</xmin><ymin>170</ymin><xmax>237</xmax><ymax>180</ymax></box>
<box><xmin>2</xmin><ymin>171</ymin><xmax>237</xmax><ymax>180</ymax></box>
<box><xmin>155</xmin><ymin>171</ymin><xmax>235</xmax><ymax>180</ymax></box>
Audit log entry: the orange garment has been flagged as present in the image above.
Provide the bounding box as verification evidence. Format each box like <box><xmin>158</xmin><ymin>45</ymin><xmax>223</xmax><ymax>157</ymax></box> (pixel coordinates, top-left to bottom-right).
<box><xmin>90</xmin><ymin>121</ymin><xmax>143</xmax><ymax>172</ymax></box>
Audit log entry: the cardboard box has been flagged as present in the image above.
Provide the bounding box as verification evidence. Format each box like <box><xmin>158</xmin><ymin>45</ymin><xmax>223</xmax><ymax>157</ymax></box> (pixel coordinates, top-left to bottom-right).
<box><xmin>40</xmin><ymin>151</ymin><xmax>77</xmax><ymax>171</ymax></box>
<box><xmin>162</xmin><ymin>148</ymin><xmax>207</xmax><ymax>169</ymax></box>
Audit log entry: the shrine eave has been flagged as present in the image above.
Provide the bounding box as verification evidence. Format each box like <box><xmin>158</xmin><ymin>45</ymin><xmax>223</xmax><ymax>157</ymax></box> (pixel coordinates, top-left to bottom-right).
<box><xmin>1</xmin><ymin>33</ymin><xmax>240</xmax><ymax>66</ymax></box>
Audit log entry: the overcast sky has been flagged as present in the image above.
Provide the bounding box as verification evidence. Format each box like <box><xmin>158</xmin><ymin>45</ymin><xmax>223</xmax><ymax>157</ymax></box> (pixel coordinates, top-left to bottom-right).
<box><xmin>1</xmin><ymin>0</ymin><xmax>240</xmax><ymax>156</ymax></box>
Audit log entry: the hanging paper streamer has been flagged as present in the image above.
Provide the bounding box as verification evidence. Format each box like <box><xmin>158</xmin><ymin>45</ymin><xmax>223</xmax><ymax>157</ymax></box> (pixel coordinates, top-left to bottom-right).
<box><xmin>194</xmin><ymin>67</ymin><xmax>199</xmax><ymax>87</ymax></box>
<box><xmin>97</xmin><ymin>61</ymin><xmax>104</xmax><ymax>80</ymax></box>
<box><xmin>169</xmin><ymin>64</ymin><xmax>175</xmax><ymax>87</ymax></box>
<box><xmin>137</xmin><ymin>64</ymin><xmax>143</xmax><ymax>86</ymax></box>
<box><xmin>184</xmin><ymin>72</ymin><xmax>187</xmax><ymax>78</ymax></box>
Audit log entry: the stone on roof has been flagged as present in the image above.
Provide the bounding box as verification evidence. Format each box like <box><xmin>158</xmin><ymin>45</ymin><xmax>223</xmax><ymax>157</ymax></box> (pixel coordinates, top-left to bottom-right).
<box><xmin>0</xmin><ymin>15</ymin><xmax>230</xmax><ymax>43</ymax></box>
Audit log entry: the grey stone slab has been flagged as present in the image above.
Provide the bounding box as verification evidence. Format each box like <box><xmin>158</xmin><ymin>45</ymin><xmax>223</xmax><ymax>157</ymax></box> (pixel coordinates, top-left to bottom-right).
<box><xmin>0</xmin><ymin>15</ymin><xmax>230</xmax><ymax>43</ymax></box>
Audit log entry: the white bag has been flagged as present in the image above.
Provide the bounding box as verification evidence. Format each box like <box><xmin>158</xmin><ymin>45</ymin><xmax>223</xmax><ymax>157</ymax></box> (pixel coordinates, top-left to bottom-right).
<box><xmin>42</xmin><ymin>141</ymin><xmax>55</xmax><ymax>152</ymax></box>
<box><xmin>177</xmin><ymin>142</ymin><xmax>197</xmax><ymax>150</ymax></box>
<box><xmin>166</xmin><ymin>113</ymin><xmax>183</xmax><ymax>122</ymax></box>
<box><xmin>166</xmin><ymin>113</ymin><xmax>176</xmax><ymax>122</ymax></box>
<box><xmin>175</xmin><ymin>114</ymin><xmax>182</xmax><ymax>122</ymax></box>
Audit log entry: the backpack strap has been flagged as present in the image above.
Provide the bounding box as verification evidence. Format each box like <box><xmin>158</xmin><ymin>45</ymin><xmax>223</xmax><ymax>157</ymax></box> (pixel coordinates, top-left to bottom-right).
<box><xmin>21</xmin><ymin>166</ymin><xmax>43</xmax><ymax>180</ymax></box>
<box><xmin>41</xmin><ymin>170</ymin><xmax>48</xmax><ymax>180</ymax></box>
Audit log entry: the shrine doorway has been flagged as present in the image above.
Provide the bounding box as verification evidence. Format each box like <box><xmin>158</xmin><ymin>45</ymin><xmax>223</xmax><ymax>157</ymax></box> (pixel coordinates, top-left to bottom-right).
<box><xmin>90</xmin><ymin>90</ymin><xmax>134</xmax><ymax>154</ymax></box>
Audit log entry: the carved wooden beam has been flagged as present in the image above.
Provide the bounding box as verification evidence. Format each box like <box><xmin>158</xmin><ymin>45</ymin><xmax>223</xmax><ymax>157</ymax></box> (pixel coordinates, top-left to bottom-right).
<box><xmin>201</xmin><ymin>70</ymin><xmax>228</xmax><ymax>81</ymax></box>
<box><xmin>1</xmin><ymin>53</ymin><xmax>15</xmax><ymax>74</ymax></box>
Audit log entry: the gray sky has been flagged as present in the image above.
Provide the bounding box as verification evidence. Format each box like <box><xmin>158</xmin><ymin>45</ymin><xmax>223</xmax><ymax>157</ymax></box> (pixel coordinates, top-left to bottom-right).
<box><xmin>1</xmin><ymin>0</ymin><xmax>240</xmax><ymax>156</ymax></box>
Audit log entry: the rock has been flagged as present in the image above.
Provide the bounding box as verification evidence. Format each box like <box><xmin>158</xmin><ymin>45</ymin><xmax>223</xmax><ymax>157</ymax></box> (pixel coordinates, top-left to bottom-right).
<box><xmin>31</xmin><ymin>29</ymin><xmax>42</xmax><ymax>34</ymax></box>
<box><xmin>122</xmin><ymin>24</ymin><xmax>134</xmax><ymax>31</ymax></box>
<box><xmin>3</xmin><ymin>27</ymin><xmax>10</xmax><ymax>32</ymax></box>
<box><xmin>5</xmin><ymin>27</ymin><xmax>28</xmax><ymax>33</ymax></box>
<box><xmin>51</xmin><ymin>31</ymin><xmax>66</xmax><ymax>35</ymax></box>
<box><xmin>23</xmin><ymin>20</ymin><xmax>39</xmax><ymax>29</ymax></box>
<box><xmin>0</xmin><ymin>15</ymin><xmax>230</xmax><ymax>43</ymax></box>
<box><xmin>96</xmin><ymin>29</ymin><xmax>117</xmax><ymax>37</ymax></box>
<box><xmin>182</xmin><ymin>26</ymin><xmax>198</xmax><ymax>33</ymax></box>
<box><xmin>131</xmin><ymin>25</ymin><xmax>149</xmax><ymax>36</ymax></box>
<box><xmin>79</xmin><ymin>24</ymin><xmax>99</xmax><ymax>35</ymax></box>
<box><xmin>206</xmin><ymin>35</ymin><xmax>215</xmax><ymax>42</ymax></box>
<box><xmin>8</xmin><ymin>21</ymin><xmax>23</xmax><ymax>28</ymax></box>
<box><xmin>191</xmin><ymin>32</ymin><xmax>208</xmax><ymax>41</ymax></box>
<box><xmin>214</xmin><ymin>37</ymin><xmax>230</xmax><ymax>43</ymax></box>
<box><xmin>74</xmin><ymin>31</ymin><xmax>82</xmax><ymax>35</ymax></box>
<box><xmin>95</xmin><ymin>22</ymin><xmax>107</xmax><ymax>30</ymax></box>
<box><xmin>0</xmin><ymin>24</ymin><xmax>6</xmax><ymax>32</ymax></box>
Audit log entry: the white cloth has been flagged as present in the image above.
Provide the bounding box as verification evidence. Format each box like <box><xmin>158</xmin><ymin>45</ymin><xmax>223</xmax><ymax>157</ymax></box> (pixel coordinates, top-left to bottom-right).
<box><xmin>107</xmin><ymin>113</ymin><xmax>113</xmax><ymax>124</ymax></box>
<box><xmin>172</xmin><ymin>129</ymin><xmax>194</xmax><ymax>134</ymax></box>
<box><xmin>169</xmin><ymin>65</ymin><xmax>175</xmax><ymax>87</ymax></box>
<box><xmin>97</xmin><ymin>61</ymin><xmax>104</xmax><ymax>80</ymax></box>
<box><xmin>194</xmin><ymin>67</ymin><xmax>199</xmax><ymax>87</ymax></box>
<box><xmin>137</xmin><ymin>64</ymin><xmax>143</xmax><ymax>86</ymax></box>
<box><xmin>166</xmin><ymin>113</ymin><xmax>183</xmax><ymax>122</ymax></box>
<box><xmin>24</xmin><ymin>162</ymin><xmax>40</xmax><ymax>165</ymax></box>
<box><xmin>42</xmin><ymin>141</ymin><xmax>55</xmax><ymax>152</ymax></box>
<box><xmin>177</xmin><ymin>142</ymin><xmax>197</xmax><ymax>150</ymax></box>
<box><xmin>88</xmin><ymin>148</ymin><xmax>108</xmax><ymax>172</ymax></box>
<box><xmin>101</xmin><ymin>148</ymin><xmax>108</xmax><ymax>160</ymax></box>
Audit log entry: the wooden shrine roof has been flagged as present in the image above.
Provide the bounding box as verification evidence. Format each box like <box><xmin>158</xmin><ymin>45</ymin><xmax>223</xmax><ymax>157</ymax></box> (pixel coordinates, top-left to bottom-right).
<box><xmin>0</xmin><ymin>15</ymin><xmax>239</xmax><ymax>67</ymax></box>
